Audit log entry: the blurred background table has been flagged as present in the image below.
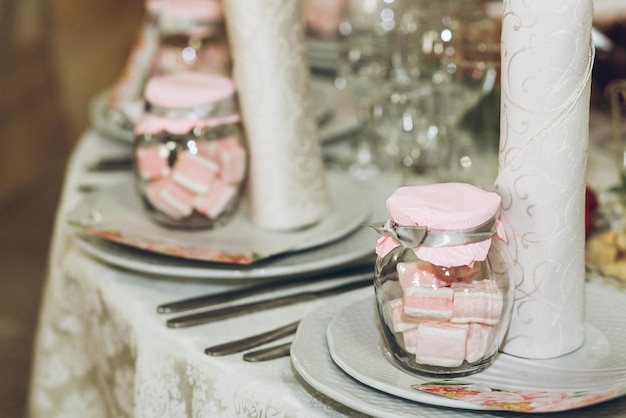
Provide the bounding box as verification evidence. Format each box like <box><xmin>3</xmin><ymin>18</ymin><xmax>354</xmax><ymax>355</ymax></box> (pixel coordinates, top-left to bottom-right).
<box><xmin>21</xmin><ymin>108</ymin><xmax>624</xmax><ymax>417</ymax></box>
<box><xmin>26</xmin><ymin>128</ymin><xmax>379</xmax><ymax>417</ymax></box>
<box><xmin>3</xmin><ymin>0</ymin><xmax>626</xmax><ymax>416</ymax></box>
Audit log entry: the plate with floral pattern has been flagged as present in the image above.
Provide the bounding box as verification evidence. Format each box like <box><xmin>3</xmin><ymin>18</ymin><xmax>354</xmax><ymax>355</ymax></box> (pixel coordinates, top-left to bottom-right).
<box><xmin>65</xmin><ymin>171</ymin><xmax>404</xmax><ymax>279</ymax></box>
<box><xmin>66</xmin><ymin>170</ymin><xmax>372</xmax><ymax>266</ymax></box>
<box><xmin>291</xmin><ymin>283</ymin><xmax>626</xmax><ymax>417</ymax></box>
<box><xmin>325</xmin><ymin>281</ymin><xmax>626</xmax><ymax>414</ymax></box>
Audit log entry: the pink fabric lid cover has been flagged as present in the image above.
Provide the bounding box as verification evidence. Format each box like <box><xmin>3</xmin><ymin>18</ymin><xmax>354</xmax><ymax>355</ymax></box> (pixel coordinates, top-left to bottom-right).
<box><xmin>136</xmin><ymin>72</ymin><xmax>239</xmax><ymax>135</ymax></box>
<box><xmin>146</xmin><ymin>0</ymin><xmax>223</xmax><ymax>21</ymax></box>
<box><xmin>145</xmin><ymin>0</ymin><xmax>163</xmax><ymax>15</ymax></box>
<box><xmin>144</xmin><ymin>71</ymin><xmax>234</xmax><ymax>107</ymax></box>
<box><xmin>375</xmin><ymin>183</ymin><xmax>506</xmax><ymax>267</ymax></box>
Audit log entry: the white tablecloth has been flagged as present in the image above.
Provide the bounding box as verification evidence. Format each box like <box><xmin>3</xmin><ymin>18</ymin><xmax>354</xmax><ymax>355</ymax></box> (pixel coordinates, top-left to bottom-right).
<box><xmin>27</xmin><ymin>105</ymin><xmax>625</xmax><ymax>417</ymax></box>
<box><xmin>28</xmin><ymin>130</ymin><xmax>383</xmax><ymax>417</ymax></box>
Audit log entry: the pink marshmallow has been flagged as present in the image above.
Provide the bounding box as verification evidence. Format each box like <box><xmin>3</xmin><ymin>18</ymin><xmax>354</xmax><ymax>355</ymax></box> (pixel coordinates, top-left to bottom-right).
<box><xmin>196</xmin><ymin>140</ymin><xmax>220</xmax><ymax>161</ymax></box>
<box><xmin>402</xmin><ymin>321</ymin><xmax>447</xmax><ymax>355</ymax></box>
<box><xmin>397</xmin><ymin>261</ymin><xmax>451</xmax><ymax>289</ymax></box>
<box><xmin>386</xmin><ymin>298</ymin><xmax>421</xmax><ymax>332</ymax></box>
<box><xmin>171</xmin><ymin>151</ymin><xmax>220</xmax><ymax>194</ymax></box>
<box><xmin>451</xmin><ymin>280</ymin><xmax>504</xmax><ymax>325</ymax></box>
<box><xmin>136</xmin><ymin>145</ymin><xmax>170</xmax><ymax>180</ymax></box>
<box><xmin>194</xmin><ymin>180</ymin><xmax>237</xmax><ymax>218</ymax></box>
<box><xmin>414</xmin><ymin>322</ymin><xmax>469</xmax><ymax>367</ymax></box>
<box><xmin>146</xmin><ymin>178</ymin><xmax>196</xmax><ymax>219</ymax></box>
<box><xmin>402</xmin><ymin>328</ymin><xmax>419</xmax><ymax>354</ymax></box>
<box><xmin>465</xmin><ymin>322</ymin><xmax>496</xmax><ymax>364</ymax></box>
<box><xmin>453</xmin><ymin>264</ymin><xmax>481</xmax><ymax>283</ymax></box>
<box><xmin>217</xmin><ymin>136</ymin><xmax>246</xmax><ymax>184</ymax></box>
<box><xmin>403</xmin><ymin>287</ymin><xmax>454</xmax><ymax>319</ymax></box>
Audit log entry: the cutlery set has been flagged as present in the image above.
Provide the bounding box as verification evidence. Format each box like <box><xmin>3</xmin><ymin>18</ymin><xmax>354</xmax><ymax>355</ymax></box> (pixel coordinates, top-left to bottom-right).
<box><xmin>158</xmin><ymin>268</ymin><xmax>374</xmax><ymax>361</ymax></box>
<box><xmin>78</xmin><ymin>156</ymin><xmax>134</xmax><ymax>193</ymax></box>
<box><xmin>207</xmin><ymin>321</ymin><xmax>300</xmax><ymax>362</ymax></box>
<box><xmin>83</xmin><ymin>144</ymin><xmax>378</xmax><ymax>362</ymax></box>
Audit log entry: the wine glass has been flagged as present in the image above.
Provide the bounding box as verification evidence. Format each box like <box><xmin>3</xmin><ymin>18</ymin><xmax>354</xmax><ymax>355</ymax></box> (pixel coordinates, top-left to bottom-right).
<box><xmin>371</xmin><ymin>82</ymin><xmax>440</xmax><ymax>185</ymax></box>
<box><xmin>394</xmin><ymin>0</ymin><xmax>500</xmax><ymax>185</ymax></box>
<box><xmin>603</xmin><ymin>79</ymin><xmax>626</xmax><ymax>227</ymax></box>
<box><xmin>334</xmin><ymin>0</ymin><xmax>399</xmax><ymax>179</ymax></box>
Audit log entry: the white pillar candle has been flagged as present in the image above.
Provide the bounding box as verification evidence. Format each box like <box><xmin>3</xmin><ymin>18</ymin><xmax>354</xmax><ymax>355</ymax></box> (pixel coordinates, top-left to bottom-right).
<box><xmin>222</xmin><ymin>0</ymin><xmax>330</xmax><ymax>231</ymax></box>
<box><xmin>493</xmin><ymin>0</ymin><xmax>594</xmax><ymax>359</ymax></box>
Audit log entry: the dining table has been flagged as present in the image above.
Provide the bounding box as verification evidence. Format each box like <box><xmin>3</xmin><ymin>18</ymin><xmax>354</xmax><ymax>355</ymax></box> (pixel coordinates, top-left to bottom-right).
<box><xmin>26</xmin><ymin>65</ymin><xmax>626</xmax><ymax>417</ymax></box>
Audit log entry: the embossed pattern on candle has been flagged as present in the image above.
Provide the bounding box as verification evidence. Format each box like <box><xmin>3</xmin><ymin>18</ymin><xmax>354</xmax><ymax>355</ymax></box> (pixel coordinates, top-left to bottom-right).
<box><xmin>222</xmin><ymin>0</ymin><xmax>330</xmax><ymax>231</ymax></box>
<box><xmin>493</xmin><ymin>0</ymin><xmax>594</xmax><ymax>359</ymax></box>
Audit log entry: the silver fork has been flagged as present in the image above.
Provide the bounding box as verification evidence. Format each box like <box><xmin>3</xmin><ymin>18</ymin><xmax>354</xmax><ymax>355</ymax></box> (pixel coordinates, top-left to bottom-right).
<box><xmin>205</xmin><ymin>320</ymin><xmax>300</xmax><ymax>357</ymax></box>
<box><xmin>243</xmin><ymin>342</ymin><xmax>293</xmax><ymax>362</ymax></box>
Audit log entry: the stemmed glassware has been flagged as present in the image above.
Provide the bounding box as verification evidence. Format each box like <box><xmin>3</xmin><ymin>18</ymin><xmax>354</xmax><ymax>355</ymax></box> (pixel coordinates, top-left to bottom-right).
<box><xmin>391</xmin><ymin>0</ymin><xmax>500</xmax><ymax>185</ymax></box>
<box><xmin>603</xmin><ymin>79</ymin><xmax>626</xmax><ymax>226</ymax></box>
<box><xmin>607</xmin><ymin>80</ymin><xmax>626</xmax><ymax>188</ymax></box>
<box><xmin>334</xmin><ymin>0</ymin><xmax>399</xmax><ymax>179</ymax></box>
<box><xmin>370</xmin><ymin>82</ymin><xmax>439</xmax><ymax>184</ymax></box>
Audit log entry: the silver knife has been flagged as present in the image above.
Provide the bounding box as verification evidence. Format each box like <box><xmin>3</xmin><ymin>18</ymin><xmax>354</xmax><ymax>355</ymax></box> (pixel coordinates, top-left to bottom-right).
<box><xmin>157</xmin><ymin>265</ymin><xmax>373</xmax><ymax>314</ymax></box>
<box><xmin>158</xmin><ymin>277</ymin><xmax>301</xmax><ymax>314</ymax></box>
<box><xmin>205</xmin><ymin>320</ymin><xmax>300</xmax><ymax>356</ymax></box>
<box><xmin>87</xmin><ymin>156</ymin><xmax>133</xmax><ymax>172</ymax></box>
<box><xmin>166</xmin><ymin>276</ymin><xmax>372</xmax><ymax>328</ymax></box>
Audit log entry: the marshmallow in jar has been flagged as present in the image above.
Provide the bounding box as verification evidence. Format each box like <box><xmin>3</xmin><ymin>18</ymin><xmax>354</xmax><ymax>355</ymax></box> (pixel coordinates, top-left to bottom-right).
<box><xmin>133</xmin><ymin>71</ymin><xmax>246</xmax><ymax>229</ymax></box>
<box><xmin>150</xmin><ymin>0</ymin><xmax>231</xmax><ymax>77</ymax></box>
<box><xmin>372</xmin><ymin>183</ymin><xmax>512</xmax><ymax>377</ymax></box>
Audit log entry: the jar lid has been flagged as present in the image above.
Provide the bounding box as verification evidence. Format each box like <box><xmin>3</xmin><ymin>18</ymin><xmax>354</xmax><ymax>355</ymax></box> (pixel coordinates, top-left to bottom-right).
<box><xmin>386</xmin><ymin>183</ymin><xmax>500</xmax><ymax>231</ymax></box>
<box><xmin>147</xmin><ymin>0</ymin><xmax>223</xmax><ymax>21</ymax></box>
<box><xmin>145</xmin><ymin>0</ymin><xmax>162</xmax><ymax>15</ymax></box>
<box><xmin>374</xmin><ymin>183</ymin><xmax>506</xmax><ymax>267</ymax></box>
<box><xmin>136</xmin><ymin>72</ymin><xmax>239</xmax><ymax>135</ymax></box>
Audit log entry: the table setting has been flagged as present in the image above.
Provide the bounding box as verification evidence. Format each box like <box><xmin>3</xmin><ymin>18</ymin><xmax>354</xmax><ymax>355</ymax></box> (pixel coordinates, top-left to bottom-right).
<box><xmin>27</xmin><ymin>0</ymin><xmax>626</xmax><ymax>417</ymax></box>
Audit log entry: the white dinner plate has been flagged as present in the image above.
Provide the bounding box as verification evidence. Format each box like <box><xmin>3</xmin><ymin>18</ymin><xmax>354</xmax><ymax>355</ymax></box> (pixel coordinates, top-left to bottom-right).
<box><xmin>67</xmin><ymin>170</ymin><xmax>370</xmax><ymax>266</ymax></box>
<box><xmin>90</xmin><ymin>78</ymin><xmax>358</xmax><ymax>144</ymax></box>
<box><xmin>291</xmin><ymin>282</ymin><xmax>626</xmax><ymax>417</ymax></box>
<box><xmin>327</xmin><ymin>282</ymin><xmax>626</xmax><ymax>413</ymax></box>
<box><xmin>67</xmin><ymin>172</ymin><xmax>400</xmax><ymax>280</ymax></box>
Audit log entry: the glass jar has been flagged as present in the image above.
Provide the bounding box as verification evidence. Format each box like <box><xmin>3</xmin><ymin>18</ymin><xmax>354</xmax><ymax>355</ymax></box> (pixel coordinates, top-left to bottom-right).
<box><xmin>371</xmin><ymin>183</ymin><xmax>511</xmax><ymax>377</ymax></box>
<box><xmin>133</xmin><ymin>71</ymin><xmax>246</xmax><ymax>229</ymax></box>
<box><xmin>151</xmin><ymin>0</ymin><xmax>231</xmax><ymax>77</ymax></box>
